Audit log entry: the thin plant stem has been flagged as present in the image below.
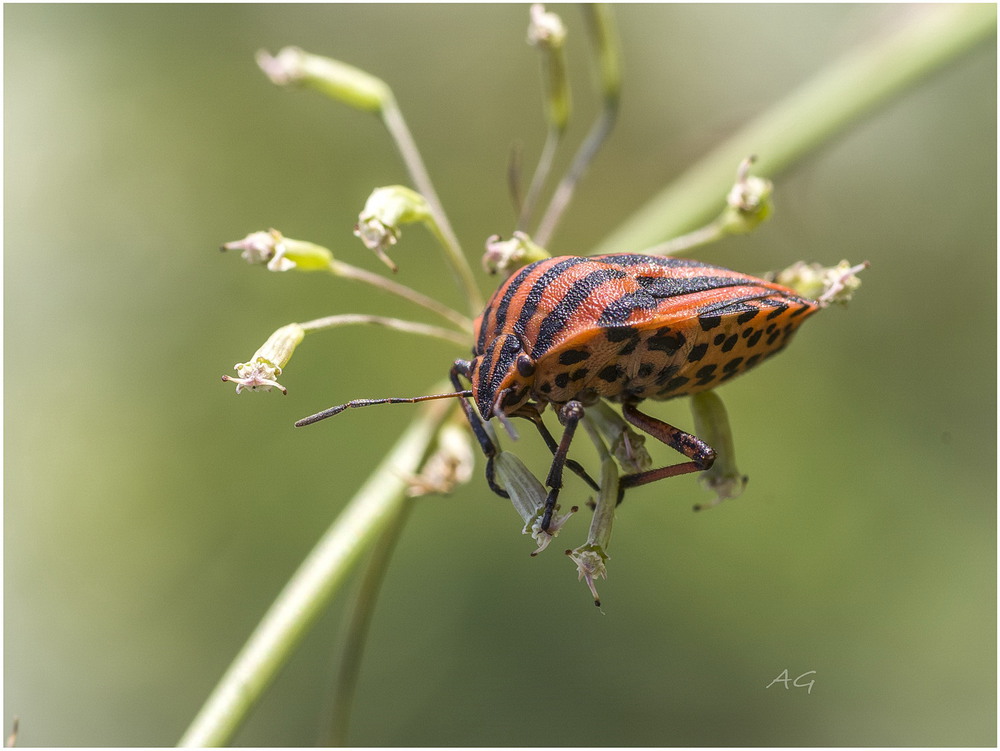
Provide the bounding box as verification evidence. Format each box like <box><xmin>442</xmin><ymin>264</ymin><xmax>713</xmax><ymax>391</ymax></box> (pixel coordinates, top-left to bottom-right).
<box><xmin>177</xmin><ymin>397</ymin><xmax>452</xmax><ymax>748</ymax></box>
<box><xmin>299</xmin><ymin>314</ymin><xmax>470</xmax><ymax>348</ymax></box>
<box><xmin>380</xmin><ymin>99</ymin><xmax>483</xmax><ymax>313</ymax></box>
<box><xmin>593</xmin><ymin>3</ymin><xmax>996</xmax><ymax>254</ymax></box>
<box><xmin>639</xmin><ymin>221</ymin><xmax>728</xmax><ymax>257</ymax></box>
<box><xmin>326</xmin><ymin>497</ymin><xmax>413</xmax><ymax>746</ymax></box>
<box><xmin>329</xmin><ymin>260</ymin><xmax>471</xmax><ymax>331</ymax></box>
<box><xmin>517</xmin><ymin>126</ymin><xmax>562</xmax><ymax>232</ymax></box>
<box><xmin>533</xmin><ymin>4</ymin><xmax>621</xmax><ymax>248</ymax></box>
<box><xmin>533</xmin><ymin>102</ymin><xmax>617</xmax><ymax>248</ymax></box>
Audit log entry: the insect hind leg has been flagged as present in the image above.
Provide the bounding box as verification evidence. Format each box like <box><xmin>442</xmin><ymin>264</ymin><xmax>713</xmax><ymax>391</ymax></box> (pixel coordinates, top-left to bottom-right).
<box><xmin>617</xmin><ymin>402</ymin><xmax>716</xmax><ymax>502</ymax></box>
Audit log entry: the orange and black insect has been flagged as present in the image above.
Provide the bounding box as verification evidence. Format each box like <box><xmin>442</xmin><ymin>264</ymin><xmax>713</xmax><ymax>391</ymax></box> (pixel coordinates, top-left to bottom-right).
<box><xmin>298</xmin><ymin>253</ymin><xmax>820</xmax><ymax>531</ymax></box>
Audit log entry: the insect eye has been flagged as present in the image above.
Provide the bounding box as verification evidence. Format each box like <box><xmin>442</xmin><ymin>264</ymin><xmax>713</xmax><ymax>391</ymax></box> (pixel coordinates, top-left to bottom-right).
<box><xmin>515</xmin><ymin>353</ymin><xmax>536</xmax><ymax>377</ymax></box>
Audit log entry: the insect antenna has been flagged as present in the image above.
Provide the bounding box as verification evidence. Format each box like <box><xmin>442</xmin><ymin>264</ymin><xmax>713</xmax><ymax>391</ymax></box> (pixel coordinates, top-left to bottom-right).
<box><xmin>294</xmin><ymin>390</ymin><xmax>472</xmax><ymax>427</ymax></box>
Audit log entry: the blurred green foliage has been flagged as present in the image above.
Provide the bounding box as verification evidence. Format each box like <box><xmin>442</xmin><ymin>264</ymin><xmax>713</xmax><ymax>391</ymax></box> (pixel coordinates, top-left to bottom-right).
<box><xmin>5</xmin><ymin>4</ymin><xmax>995</xmax><ymax>746</ymax></box>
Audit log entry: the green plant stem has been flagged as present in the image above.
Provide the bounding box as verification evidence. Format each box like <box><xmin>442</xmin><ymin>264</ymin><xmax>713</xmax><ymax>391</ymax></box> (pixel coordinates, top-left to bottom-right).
<box><xmin>517</xmin><ymin>125</ymin><xmax>562</xmax><ymax>232</ymax></box>
<box><xmin>380</xmin><ymin>99</ymin><xmax>483</xmax><ymax>313</ymax></box>
<box><xmin>328</xmin><ymin>260</ymin><xmax>471</xmax><ymax>331</ymax></box>
<box><xmin>326</xmin><ymin>496</ymin><xmax>413</xmax><ymax>746</ymax></box>
<box><xmin>177</xmin><ymin>397</ymin><xmax>451</xmax><ymax>747</ymax></box>
<box><xmin>298</xmin><ymin>313</ymin><xmax>470</xmax><ymax>348</ymax></box>
<box><xmin>594</xmin><ymin>3</ymin><xmax>996</xmax><ymax>254</ymax></box>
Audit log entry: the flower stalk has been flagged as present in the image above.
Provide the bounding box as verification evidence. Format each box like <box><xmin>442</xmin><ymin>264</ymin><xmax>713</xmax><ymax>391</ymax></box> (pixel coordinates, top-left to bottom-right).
<box><xmin>257</xmin><ymin>47</ymin><xmax>482</xmax><ymax>313</ymax></box>
<box><xmin>517</xmin><ymin>4</ymin><xmax>570</xmax><ymax>231</ymax></box>
<box><xmin>222</xmin><ymin>228</ymin><xmax>470</xmax><ymax>330</ymax></box>
<box><xmin>178</xmin><ymin>396</ymin><xmax>452</xmax><ymax>748</ymax></box>
<box><xmin>533</xmin><ymin>3</ymin><xmax>621</xmax><ymax>248</ymax></box>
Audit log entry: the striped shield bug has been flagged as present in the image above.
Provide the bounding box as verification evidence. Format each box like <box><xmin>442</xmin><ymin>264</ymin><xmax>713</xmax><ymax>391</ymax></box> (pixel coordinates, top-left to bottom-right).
<box><xmin>297</xmin><ymin>251</ymin><xmax>821</xmax><ymax>532</ymax></box>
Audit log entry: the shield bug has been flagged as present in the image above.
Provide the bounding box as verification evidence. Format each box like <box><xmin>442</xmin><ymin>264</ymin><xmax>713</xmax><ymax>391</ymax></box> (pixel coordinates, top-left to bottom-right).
<box><xmin>297</xmin><ymin>252</ymin><xmax>820</xmax><ymax>531</ymax></box>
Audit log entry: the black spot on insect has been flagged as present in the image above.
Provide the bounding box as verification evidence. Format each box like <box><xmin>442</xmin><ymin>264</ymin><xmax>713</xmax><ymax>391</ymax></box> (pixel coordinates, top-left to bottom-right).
<box><xmin>747</xmin><ymin>330</ymin><xmax>763</xmax><ymax>347</ymax></box>
<box><xmin>655</xmin><ymin>364</ymin><xmax>680</xmax><ymax>385</ymax></box>
<box><xmin>744</xmin><ymin>353</ymin><xmax>762</xmax><ymax>369</ymax></box>
<box><xmin>618</xmin><ymin>339</ymin><xmax>639</xmax><ymax>356</ymax></box>
<box><xmin>741</xmin><ymin>327</ymin><xmax>755</xmax><ymax>339</ymax></box>
<box><xmin>699</xmin><ymin>315</ymin><xmax>722</xmax><ymax>332</ymax></box>
<box><xmin>539</xmin><ymin>382</ymin><xmax>552</xmax><ymax>394</ymax></box>
<box><xmin>637</xmin><ymin>362</ymin><xmax>654</xmax><ymax>378</ymax></box>
<box><xmin>570</xmin><ymin>367</ymin><xmax>589</xmax><ymax>381</ymax></box>
<box><xmin>765</xmin><ymin>302</ymin><xmax>789</xmax><ymax>320</ymax></box>
<box><xmin>695</xmin><ymin>364</ymin><xmax>717</xmax><ymax>380</ymax></box>
<box><xmin>766</xmin><ymin>330</ymin><xmax>782</xmax><ymax>346</ymax></box>
<box><xmin>687</xmin><ymin>343</ymin><xmax>709</xmax><ymax>362</ymax></box>
<box><xmin>713</xmin><ymin>333</ymin><xmax>726</xmax><ymax>346</ymax></box>
<box><xmin>554</xmin><ymin>372</ymin><xmax>570</xmax><ymax>388</ymax></box>
<box><xmin>598</xmin><ymin>364</ymin><xmax>623</xmax><ymax>382</ymax></box>
<box><xmin>558</xmin><ymin>348</ymin><xmax>590</xmax><ymax>365</ymax></box>
<box><xmin>662</xmin><ymin>376</ymin><xmax>690</xmax><ymax>392</ymax></box>
<box><xmin>790</xmin><ymin>304</ymin><xmax>811</xmax><ymax>318</ymax></box>
<box><xmin>765</xmin><ymin>323</ymin><xmax>777</xmax><ymax>335</ymax></box>
<box><xmin>723</xmin><ymin>357</ymin><xmax>744</xmax><ymax>373</ymax></box>
<box><xmin>721</xmin><ymin>334</ymin><xmax>739</xmax><ymax>353</ymax></box>
<box><xmin>604</xmin><ymin>326</ymin><xmax>638</xmax><ymax>343</ymax></box>
<box><xmin>736</xmin><ymin>309</ymin><xmax>758</xmax><ymax>325</ymax></box>
<box><xmin>646</xmin><ymin>327</ymin><xmax>686</xmax><ymax>354</ymax></box>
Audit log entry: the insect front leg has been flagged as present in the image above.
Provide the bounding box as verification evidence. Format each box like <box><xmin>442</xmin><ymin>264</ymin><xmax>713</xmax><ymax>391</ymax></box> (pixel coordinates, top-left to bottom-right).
<box><xmin>511</xmin><ymin>404</ymin><xmax>600</xmax><ymax>492</ymax></box>
<box><xmin>450</xmin><ymin>359</ymin><xmax>508</xmax><ymax>498</ymax></box>
<box><xmin>617</xmin><ymin>402</ymin><xmax>717</xmax><ymax>502</ymax></box>
<box><xmin>540</xmin><ymin>400</ymin><xmax>586</xmax><ymax>531</ymax></box>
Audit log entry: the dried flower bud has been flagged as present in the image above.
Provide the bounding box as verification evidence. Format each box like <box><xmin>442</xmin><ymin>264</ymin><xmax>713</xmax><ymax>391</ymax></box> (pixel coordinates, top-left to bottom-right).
<box><xmin>256</xmin><ymin>47</ymin><xmax>391</xmax><ymax>113</ymax></box>
<box><xmin>690</xmin><ymin>391</ymin><xmax>747</xmax><ymax>510</ymax></box>
<box><xmin>406</xmin><ymin>422</ymin><xmax>475</xmax><ymax>497</ymax></box>
<box><xmin>354</xmin><ymin>186</ymin><xmax>433</xmax><ymax>271</ymax></box>
<box><xmin>493</xmin><ymin>451</ymin><xmax>577</xmax><ymax>555</ymax></box>
<box><xmin>527</xmin><ymin>4</ymin><xmax>570</xmax><ymax>131</ymax></box>
<box><xmin>528</xmin><ymin>4</ymin><xmax>567</xmax><ymax>47</ymax></box>
<box><xmin>221</xmin><ymin>229</ymin><xmax>333</xmax><ymax>273</ymax></box>
<box><xmin>222</xmin><ymin>323</ymin><xmax>305</xmax><ymax>394</ymax></box>
<box><xmin>566</xmin><ymin>456</ymin><xmax>618</xmax><ymax>606</ymax></box>
<box><xmin>482</xmin><ymin>232</ymin><xmax>550</xmax><ymax>276</ymax></box>
<box><xmin>770</xmin><ymin>259</ymin><xmax>868</xmax><ymax>306</ymax></box>
<box><xmin>719</xmin><ymin>156</ymin><xmax>774</xmax><ymax>235</ymax></box>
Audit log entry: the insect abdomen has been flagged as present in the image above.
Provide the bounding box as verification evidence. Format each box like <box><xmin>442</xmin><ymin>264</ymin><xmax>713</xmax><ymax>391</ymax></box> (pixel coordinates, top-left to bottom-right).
<box><xmin>532</xmin><ymin>290</ymin><xmax>818</xmax><ymax>404</ymax></box>
<box><xmin>474</xmin><ymin>254</ymin><xmax>819</xmax><ymax>406</ymax></box>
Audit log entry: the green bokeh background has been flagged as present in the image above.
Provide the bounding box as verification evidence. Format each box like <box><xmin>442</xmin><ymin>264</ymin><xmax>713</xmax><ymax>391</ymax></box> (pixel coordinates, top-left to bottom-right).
<box><xmin>5</xmin><ymin>4</ymin><xmax>995</xmax><ymax>747</ymax></box>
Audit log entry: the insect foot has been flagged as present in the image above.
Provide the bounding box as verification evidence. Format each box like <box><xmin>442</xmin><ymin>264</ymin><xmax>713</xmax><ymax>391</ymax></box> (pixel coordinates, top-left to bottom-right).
<box><xmin>493</xmin><ymin>451</ymin><xmax>578</xmax><ymax>556</ymax></box>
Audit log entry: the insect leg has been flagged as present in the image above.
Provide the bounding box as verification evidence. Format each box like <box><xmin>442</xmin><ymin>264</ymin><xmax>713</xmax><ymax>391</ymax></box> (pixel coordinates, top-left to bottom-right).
<box><xmin>540</xmin><ymin>400</ymin><xmax>585</xmax><ymax>531</ymax></box>
<box><xmin>450</xmin><ymin>360</ymin><xmax>508</xmax><ymax>498</ymax></box>
<box><xmin>512</xmin><ymin>405</ymin><xmax>600</xmax><ymax>492</ymax></box>
<box><xmin>618</xmin><ymin>402</ymin><xmax>716</xmax><ymax>501</ymax></box>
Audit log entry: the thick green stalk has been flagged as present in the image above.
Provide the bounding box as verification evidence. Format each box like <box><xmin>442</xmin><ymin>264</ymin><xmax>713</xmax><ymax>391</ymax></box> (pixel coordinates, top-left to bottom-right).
<box><xmin>177</xmin><ymin>398</ymin><xmax>450</xmax><ymax>747</ymax></box>
<box><xmin>326</xmin><ymin>498</ymin><xmax>413</xmax><ymax>746</ymax></box>
<box><xmin>594</xmin><ymin>4</ymin><xmax>996</xmax><ymax>253</ymax></box>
